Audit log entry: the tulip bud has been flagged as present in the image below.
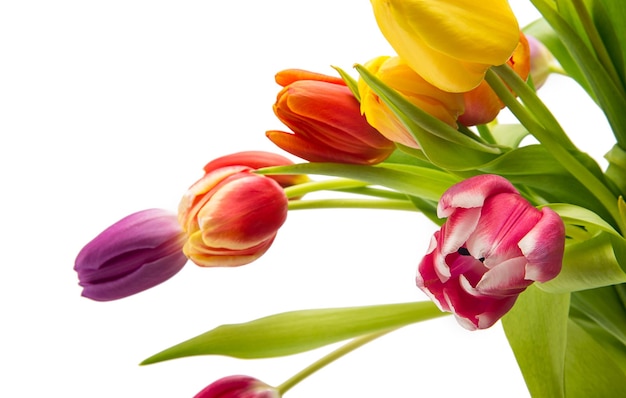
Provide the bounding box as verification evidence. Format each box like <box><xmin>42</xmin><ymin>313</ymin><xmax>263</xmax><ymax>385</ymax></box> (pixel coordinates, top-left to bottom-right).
<box><xmin>526</xmin><ymin>34</ymin><xmax>556</xmax><ymax>89</ymax></box>
<box><xmin>74</xmin><ymin>208</ymin><xmax>188</xmax><ymax>301</ymax></box>
<box><xmin>416</xmin><ymin>175</ymin><xmax>565</xmax><ymax>330</ymax></box>
<box><xmin>194</xmin><ymin>375</ymin><xmax>280</xmax><ymax>398</ymax></box>
<box><xmin>369</xmin><ymin>0</ymin><xmax>520</xmax><ymax>92</ymax></box>
<box><xmin>178</xmin><ymin>163</ymin><xmax>288</xmax><ymax>267</ymax></box>
<box><xmin>458</xmin><ymin>32</ymin><xmax>530</xmax><ymax>126</ymax></box>
<box><xmin>266</xmin><ymin>69</ymin><xmax>395</xmax><ymax>165</ymax></box>
<box><xmin>358</xmin><ymin>55</ymin><xmax>465</xmax><ymax>148</ymax></box>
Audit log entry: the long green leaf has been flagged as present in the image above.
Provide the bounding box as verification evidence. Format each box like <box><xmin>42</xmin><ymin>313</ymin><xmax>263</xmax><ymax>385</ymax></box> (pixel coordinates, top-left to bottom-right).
<box><xmin>501</xmin><ymin>285</ymin><xmax>570</xmax><ymax>398</ymax></box>
<box><xmin>564</xmin><ymin>319</ymin><xmax>626</xmax><ymax>397</ymax></box>
<box><xmin>141</xmin><ymin>301</ymin><xmax>446</xmax><ymax>364</ymax></box>
<box><xmin>530</xmin><ymin>0</ymin><xmax>626</xmax><ymax>148</ymax></box>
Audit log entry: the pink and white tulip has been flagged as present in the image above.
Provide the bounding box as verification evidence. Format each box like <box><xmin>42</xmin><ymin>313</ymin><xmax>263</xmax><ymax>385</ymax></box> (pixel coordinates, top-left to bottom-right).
<box><xmin>416</xmin><ymin>175</ymin><xmax>565</xmax><ymax>330</ymax></box>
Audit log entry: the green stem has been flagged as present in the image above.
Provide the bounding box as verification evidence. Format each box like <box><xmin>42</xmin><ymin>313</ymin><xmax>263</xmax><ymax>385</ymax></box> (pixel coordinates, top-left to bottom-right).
<box><xmin>570</xmin><ymin>0</ymin><xmax>622</xmax><ymax>88</ymax></box>
<box><xmin>283</xmin><ymin>178</ymin><xmax>369</xmax><ymax>199</ymax></box>
<box><xmin>288</xmin><ymin>198</ymin><xmax>418</xmax><ymax>211</ymax></box>
<box><xmin>337</xmin><ymin>186</ymin><xmax>409</xmax><ymax>201</ymax></box>
<box><xmin>276</xmin><ymin>328</ymin><xmax>396</xmax><ymax>395</ymax></box>
<box><xmin>490</xmin><ymin>64</ymin><xmax>575</xmax><ymax>149</ymax></box>
<box><xmin>476</xmin><ymin>124</ymin><xmax>496</xmax><ymax>145</ymax></box>
<box><xmin>486</xmin><ymin>67</ymin><xmax>625</xmax><ymax>233</ymax></box>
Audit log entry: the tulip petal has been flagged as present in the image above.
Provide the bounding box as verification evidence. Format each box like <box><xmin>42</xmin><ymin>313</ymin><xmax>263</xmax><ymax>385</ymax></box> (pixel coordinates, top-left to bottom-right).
<box><xmin>520</xmin><ymin>207</ymin><xmax>565</xmax><ymax>282</ymax></box>
<box><xmin>74</xmin><ymin>209</ymin><xmax>188</xmax><ymax>301</ymax></box>
<box><xmin>437</xmin><ymin>174</ymin><xmax>518</xmax><ymax>217</ymax></box>
<box><xmin>475</xmin><ymin>256</ymin><xmax>530</xmax><ymax>296</ymax></box>
<box><xmin>370</xmin><ymin>0</ymin><xmax>519</xmax><ymax>91</ymax></box>
<box><xmin>79</xmin><ymin>250</ymin><xmax>188</xmax><ymax>301</ymax></box>
<box><xmin>466</xmin><ymin>193</ymin><xmax>541</xmax><ymax>266</ymax></box>
<box><xmin>197</xmin><ymin>175</ymin><xmax>287</xmax><ymax>250</ymax></box>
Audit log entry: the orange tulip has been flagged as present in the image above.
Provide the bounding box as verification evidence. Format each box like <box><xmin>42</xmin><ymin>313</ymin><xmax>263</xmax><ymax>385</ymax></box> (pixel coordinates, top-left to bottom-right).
<box><xmin>267</xmin><ymin>69</ymin><xmax>395</xmax><ymax>165</ymax></box>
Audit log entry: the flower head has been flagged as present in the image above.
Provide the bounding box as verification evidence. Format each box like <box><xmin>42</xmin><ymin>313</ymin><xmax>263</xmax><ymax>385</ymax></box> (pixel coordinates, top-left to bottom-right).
<box><xmin>416</xmin><ymin>175</ymin><xmax>565</xmax><ymax>330</ymax></box>
<box><xmin>266</xmin><ymin>69</ymin><xmax>395</xmax><ymax>165</ymax></box>
<box><xmin>178</xmin><ymin>156</ymin><xmax>289</xmax><ymax>267</ymax></box>
<box><xmin>527</xmin><ymin>34</ymin><xmax>557</xmax><ymax>89</ymax></box>
<box><xmin>369</xmin><ymin>0</ymin><xmax>520</xmax><ymax>92</ymax></box>
<box><xmin>194</xmin><ymin>375</ymin><xmax>280</xmax><ymax>398</ymax></box>
<box><xmin>358</xmin><ymin>55</ymin><xmax>465</xmax><ymax>148</ymax></box>
<box><xmin>74</xmin><ymin>209</ymin><xmax>188</xmax><ymax>301</ymax></box>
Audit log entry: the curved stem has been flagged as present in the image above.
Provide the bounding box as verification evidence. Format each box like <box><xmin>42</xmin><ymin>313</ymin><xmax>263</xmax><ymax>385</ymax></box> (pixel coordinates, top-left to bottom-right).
<box><xmin>276</xmin><ymin>328</ymin><xmax>396</xmax><ymax>395</ymax></box>
<box><xmin>288</xmin><ymin>198</ymin><xmax>418</xmax><ymax>211</ymax></box>
<box><xmin>490</xmin><ymin>64</ymin><xmax>575</xmax><ymax>149</ymax></box>
<box><xmin>283</xmin><ymin>178</ymin><xmax>369</xmax><ymax>199</ymax></box>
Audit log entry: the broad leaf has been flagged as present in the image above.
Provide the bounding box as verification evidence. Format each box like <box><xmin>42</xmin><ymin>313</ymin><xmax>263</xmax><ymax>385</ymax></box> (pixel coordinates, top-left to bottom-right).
<box><xmin>501</xmin><ymin>285</ymin><xmax>570</xmax><ymax>398</ymax></box>
<box><xmin>141</xmin><ymin>301</ymin><xmax>447</xmax><ymax>364</ymax></box>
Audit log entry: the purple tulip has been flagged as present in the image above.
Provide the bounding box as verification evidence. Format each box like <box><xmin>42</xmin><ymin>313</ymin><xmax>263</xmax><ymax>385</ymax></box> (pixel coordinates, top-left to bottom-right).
<box><xmin>417</xmin><ymin>175</ymin><xmax>565</xmax><ymax>330</ymax></box>
<box><xmin>74</xmin><ymin>208</ymin><xmax>188</xmax><ymax>301</ymax></box>
<box><xmin>194</xmin><ymin>375</ymin><xmax>280</xmax><ymax>398</ymax></box>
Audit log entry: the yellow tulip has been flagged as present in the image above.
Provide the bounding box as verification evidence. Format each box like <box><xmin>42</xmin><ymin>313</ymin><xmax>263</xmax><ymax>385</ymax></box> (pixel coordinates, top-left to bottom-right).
<box><xmin>370</xmin><ymin>0</ymin><xmax>520</xmax><ymax>92</ymax></box>
<box><xmin>358</xmin><ymin>55</ymin><xmax>465</xmax><ymax>148</ymax></box>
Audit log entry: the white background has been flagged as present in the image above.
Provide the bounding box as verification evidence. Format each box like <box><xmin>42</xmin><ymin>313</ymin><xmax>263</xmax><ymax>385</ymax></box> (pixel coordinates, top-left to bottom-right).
<box><xmin>0</xmin><ymin>1</ymin><xmax>614</xmax><ymax>397</ymax></box>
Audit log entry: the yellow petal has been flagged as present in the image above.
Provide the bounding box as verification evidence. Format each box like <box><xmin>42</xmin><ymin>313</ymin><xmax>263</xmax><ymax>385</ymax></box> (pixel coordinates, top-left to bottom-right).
<box><xmin>371</xmin><ymin>0</ymin><xmax>519</xmax><ymax>92</ymax></box>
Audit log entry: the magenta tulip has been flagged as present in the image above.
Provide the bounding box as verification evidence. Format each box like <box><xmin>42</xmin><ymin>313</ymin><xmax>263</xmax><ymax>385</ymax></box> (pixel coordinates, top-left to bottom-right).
<box><xmin>416</xmin><ymin>175</ymin><xmax>565</xmax><ymax>330</ymax></box>
<box><xmin>194</xmin><ymin>375</ymin><xmax>280</xmax><ymax>398</ymax></box>
<box><xmin>74</xmin><ymin>208</ymin><xmax>188</xmax><ymax>301</ymax></box>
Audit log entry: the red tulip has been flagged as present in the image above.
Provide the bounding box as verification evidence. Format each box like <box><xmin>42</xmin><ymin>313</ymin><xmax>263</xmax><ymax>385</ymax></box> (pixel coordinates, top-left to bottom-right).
<box><xmin>178</xmin><ymin>160</ymin><xmax>288</xmax><ymax>267</ymax></box>
<box><xmin>267</xmin><ymin>69</ymin><xmax>395</xmax><ymax>165</ymax></box>
<box><xmin>416</xmin><ymin>175</ymin><xmax>565</xmax><ymax>330</ymax></box>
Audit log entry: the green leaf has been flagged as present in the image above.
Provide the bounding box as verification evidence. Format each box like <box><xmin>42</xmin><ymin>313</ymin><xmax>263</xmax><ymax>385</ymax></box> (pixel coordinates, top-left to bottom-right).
<box><xmin>354</xmin><ymin>64</ymin><xmax>502</xmax><ymax>171</ymax></box>
<box><xmin>332</xmin><ymin>65</ymin><xmax>360</xmax><ymax>102</ymax></box>
<box><xmin>547</xmin><ymin>203</ymin><xmax>621</xmax><ymax>238</ymax></box>
<box><xmin>589</xmin><ymin>0</ymin><xmax>626</xmax><ymax>92</ymax></box>
<box><xmin>530</xmin><ymin>0</ymin><xmax>626</xmax><ymax>148</ymax></box>
<box><xmin>564</xmin><ymin>319</ymin><xmax>626</xmax><ymax>397</ymax></box>
<box><xmin>490</xmin><ymin>123</ymin><xmax>529</xmax><ymax>149</ymax></box>
<box><xmin>477</xmin><ymin>145</ymin><xmax>611</xmax><ymax>220</ymax></box>
<box><xmin>605</xmin><ymin>144</ymin><xmax>626</xmax><ymax>196</ymax></box>
<box><xmin>141</xmin><ymin>301</ymin><xmax>446</xmax><ymax>364</ymax></box>
<box><xmin>570</xmin><ymin>285</ymin><xmax>626</xmax><ymax>348</ymax></box>
<box><xmin>260</xmin><ymin>162</ymin><xmax>460</xmax><ymax>202</ymax></box>
<box><xmin>501</xmin><ymin>285</ymin><xmax>570</xmax><ymax>398</ymax></box>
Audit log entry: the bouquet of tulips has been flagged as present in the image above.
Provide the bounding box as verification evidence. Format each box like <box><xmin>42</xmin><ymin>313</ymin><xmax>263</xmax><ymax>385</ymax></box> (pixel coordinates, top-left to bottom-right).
<box><xmin>74</xmin><ymin>1</ymin><xmax>626</xmax><ymax>396</ymax></box>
